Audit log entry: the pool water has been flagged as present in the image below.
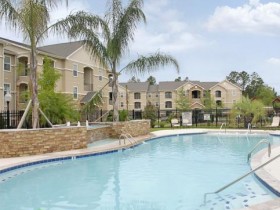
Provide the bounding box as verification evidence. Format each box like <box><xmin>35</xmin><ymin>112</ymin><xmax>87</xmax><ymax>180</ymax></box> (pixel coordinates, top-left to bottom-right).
<box><xmin>0</xmin><ymin>134</ymin><xmax>279</xmax><ymax>210</ymax></box>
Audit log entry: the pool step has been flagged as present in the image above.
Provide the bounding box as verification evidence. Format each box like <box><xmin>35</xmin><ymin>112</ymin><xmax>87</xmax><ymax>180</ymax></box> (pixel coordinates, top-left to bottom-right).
<box><xmin>200</xmin><ymin>181</ymin><xmax>274</xmax><ymax>210</ymax></box>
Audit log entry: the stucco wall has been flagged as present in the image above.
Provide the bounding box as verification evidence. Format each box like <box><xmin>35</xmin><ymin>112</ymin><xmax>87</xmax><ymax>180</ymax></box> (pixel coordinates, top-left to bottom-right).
<box><xmin>0</xmin><ymin>127</ymin><xmax>87</xmax><ymax>158</ymax></box>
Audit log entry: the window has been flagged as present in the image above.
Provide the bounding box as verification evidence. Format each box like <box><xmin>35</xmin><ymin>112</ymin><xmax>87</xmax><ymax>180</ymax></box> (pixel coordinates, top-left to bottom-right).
<box><xmin>232</xmin><ymin>90</ymin><xmax>236</xmax><ymax>96</ymax></box>
<box><xmin>120</xmin><ymin>102</ymin><xmax>124</xmax><ymax>108</ymax></box>
<box><xmin>99</xmin><ymin>69</ymin><xmax>103</xmax><ymax>81</ymax></box>
<box><xmin>109</xmin><ymin>92</ymin><xmax>113</xmax><ymax>101</ymax></box>
<box><xmin>215</xmin><ymin>90</ymin><xmax>222</xmax><ymax>98</ymax></box>
<box><xmin>73</xmin><ymin>64</ymin><xmax>78</xmax><ymax>77</ymax></box>
<box><xmin>155</xmin><ymin>102</ymin><xmax>159</xmax><ymax>107</ymax></box>
<box><xmin>165</xmin><ymin>92</ymin><xmax>172</xmax><ymax>99</ymax></box>
<box><xmin>165</xmin><ymin>101</ymin><xmax>172</xmax><ymax>108</ymax></box>
<box><xmin>73</xmin><ymin>87</ymin><xmax>78</xmax><ymax>99</ymax></box>
<box><xmin>4</xmin><ymin>84</ymin><xmax>11</xmax><ymax>97</ymax></box>
<box><xmin>4</xmin><ymin>55</ymin><xmax>11</xmax><ymax>71</ymax></box>
<box><xmin>120</xmin><ymin>92</ymin><xmax>124</xmax><ymax>98</ymax></box>
<box><xmin>134</xmin><ymin>92</ymin><xmax>141</xmax><ymax>99</ymax></box>
<box><xmin>134</xmin><ymin>102</ymin><xmax>141</xmax><ymax>109</ymax></box>
<box><xmin>156</xmin><ymin>93</ymin><xmax>159</xmax><ymax>97</ymax></box>
<box><xmin>148</xmin><ymin>93</ymin><xmax>152</xmax><ymax>98</ymax></box>
<box><xmin>192</xmin><ymin>90</ymin><xmax>201</xmax><ymax>99</ymax></box>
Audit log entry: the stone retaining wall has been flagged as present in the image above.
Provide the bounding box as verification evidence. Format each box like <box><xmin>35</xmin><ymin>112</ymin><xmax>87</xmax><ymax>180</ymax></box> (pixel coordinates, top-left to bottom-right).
<box><xmin>109</xmin><ymin>120</ymin><xmax>151</xmax><ymax>138</ymax></box>
<box><xmin>0</xmin><ymin>120</ymin><xmax>150</xmax><ymax>158</ymax></box>
<box><xmin>0</xmin><ymin>127</ymin><xmax>87</xmax><ymax>158</ymax></box>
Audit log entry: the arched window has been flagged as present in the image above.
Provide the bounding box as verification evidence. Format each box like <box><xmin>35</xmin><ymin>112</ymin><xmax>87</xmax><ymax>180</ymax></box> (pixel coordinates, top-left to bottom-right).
<box><xmin>215</xmin><ymin>90</ymin><xmax>222</xmax><ymax>97</ymax></box>
<box><xmin>165</xmin><ymin>101</ymin><xmax>172</xmax><ymax>108</ymax></box>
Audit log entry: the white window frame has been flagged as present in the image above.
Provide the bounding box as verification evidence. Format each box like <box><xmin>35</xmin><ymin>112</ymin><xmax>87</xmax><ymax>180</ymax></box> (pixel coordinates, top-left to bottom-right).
<box><xmin>134</xmin><ymin>102</ymin><xmax>141</xmax><ymax>109</ymax></box>
<box><xmin>232</xmin><ymin>90</ymin><xmax>236</xmax><ymax>96</ymax></box>
<box><xmin>120</xmin><ymin>102</ymin><xmax>124</xmax><ymax>108</ymax></box>
<box><xmin>73</xmin><ymin>64</ymin><xmax>78</xmax><ymax>77</ymax></box>
<box><xmin>73</xmin><ymin>86</ymin><xmax>78</xmax><ymax>100</ymax></box>
<box><xmin>4</xmin><ymin>83</ymin><xmax>11</xmax><ymax>96</ymax></box>
<box><xmin>134</xmin><ymin>92</ymin><xmax>141</xmax><ymax>100</ymax></box>
<box><xmin>99</xmin><ymin>69</ymin><xmax>103</xmax><ymax>81</ymax></box>
<box><xmin>4</xmin><ymin>55</ymin><xmax>11</xmax><ymax>71</ymax></box>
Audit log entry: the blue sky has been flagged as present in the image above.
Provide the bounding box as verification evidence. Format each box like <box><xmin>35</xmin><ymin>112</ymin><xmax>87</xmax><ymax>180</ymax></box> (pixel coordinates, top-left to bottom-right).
<box><xmin>1</xmin><ymin>0</ymin><xmax>280</xmax><ymax>93</ymax></box>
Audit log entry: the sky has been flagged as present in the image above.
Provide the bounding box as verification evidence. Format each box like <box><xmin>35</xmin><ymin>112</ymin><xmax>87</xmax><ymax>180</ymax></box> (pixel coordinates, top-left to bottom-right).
<box><xmin>1</xmin><ymin>0</ymin><xmax>280</xmax><ymax>93</ymax></box>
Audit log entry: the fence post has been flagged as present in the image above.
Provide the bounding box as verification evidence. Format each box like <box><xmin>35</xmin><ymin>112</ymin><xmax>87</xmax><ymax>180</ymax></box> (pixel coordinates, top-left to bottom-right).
<box><xmin>132</xmin><ymin>109</ymin><xmax>135</xmax><ymax>120</ymax></box>
<box><xmin>157</xmin><ymin>108</ymin><xmax>160</xmax><ymax>127</ymax></box>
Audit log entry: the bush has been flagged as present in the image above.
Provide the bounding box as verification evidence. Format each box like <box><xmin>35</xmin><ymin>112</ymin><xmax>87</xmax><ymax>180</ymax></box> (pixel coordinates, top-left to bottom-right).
<box><xmin>143</xmin><ymin>104</ymin><xmax>157</xmax><ymax>128</ymax></box>
<box><xmin>159</xmin><ymin>121</ymin><xmax>165</xmax><ymax>128</ymax></box>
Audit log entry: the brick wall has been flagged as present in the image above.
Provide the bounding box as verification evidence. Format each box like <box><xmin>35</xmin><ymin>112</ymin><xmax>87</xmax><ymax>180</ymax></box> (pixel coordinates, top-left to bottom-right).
<box><xmin>0</xmin><ymin>127</ymin><xmax>87</xmax><ymax>158</ymax></box>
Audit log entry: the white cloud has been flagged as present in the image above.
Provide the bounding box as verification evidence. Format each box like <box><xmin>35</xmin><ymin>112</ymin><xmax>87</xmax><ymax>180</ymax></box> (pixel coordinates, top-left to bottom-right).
<box><xmin>129</xmin><ymin>0</ymin><xmax>209</xmax><ymax>55</ymax></box>
<box><xmin>267</xmin><ymin>57</ymin><xmax>280</xmax><ymax>65</ymax></box>
<box><xmin>206</xmin><ymin>0</ymin><xmax>280</xmax><ymax>35</ymax></box>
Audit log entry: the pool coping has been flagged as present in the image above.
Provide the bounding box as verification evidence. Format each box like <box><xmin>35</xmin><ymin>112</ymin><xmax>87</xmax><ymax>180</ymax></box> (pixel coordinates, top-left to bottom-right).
<box><xmin>1</xmin><ymin>129</ymin><xmax>280</xmax><ymax>210</ymax></box>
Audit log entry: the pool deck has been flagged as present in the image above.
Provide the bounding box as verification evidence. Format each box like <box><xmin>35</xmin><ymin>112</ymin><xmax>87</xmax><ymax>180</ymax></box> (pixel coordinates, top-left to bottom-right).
<box><xmin>1</xmin><ymin>128</ymin><xmax>280</xmax><ymax>210</ymax></box>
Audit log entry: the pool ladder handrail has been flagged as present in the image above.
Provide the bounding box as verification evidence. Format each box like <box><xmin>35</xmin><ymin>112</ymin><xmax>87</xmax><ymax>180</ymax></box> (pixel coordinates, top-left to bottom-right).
<box><xmin>219</xmin><ymin>123</ymin><xmax>226</xmax><ymax>133</ymax></box>
<box><xmin>247</xmin><ymin>123</ymin><xmax>252</xmax><ymax>134</ymax></box>
<box><xmin>119</xmin><ymin>133</ymin><xmax>137</xmax><ymax>147</ymax></box>
<box><xmin>247</xmin><ymin>139</ymin><xmax>271</xmax><ymax>162</ymax></box>
<box><xmin>204</xmin><ymin>140</ymin><xmax>276</xmax><ymax>204</ymax></box>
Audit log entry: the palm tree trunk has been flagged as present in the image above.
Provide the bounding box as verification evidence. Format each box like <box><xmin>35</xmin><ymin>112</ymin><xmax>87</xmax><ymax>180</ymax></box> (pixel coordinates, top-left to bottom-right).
<box><xmin>30</xmin><ymin>46</ymin><xmax>39</xmax><ymax>128</ymax></box>
<box><xmin>111</xmin><ymin>60</ymin><xmax>119</xmax><ymax>123</ymax></box>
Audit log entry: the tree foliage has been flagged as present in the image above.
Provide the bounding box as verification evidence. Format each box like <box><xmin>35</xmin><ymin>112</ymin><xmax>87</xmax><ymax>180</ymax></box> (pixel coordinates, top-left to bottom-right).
<box><xmin>203</xmin><ymin>91</ymin><xmax>216</xmax><ymax>109</ymax></box>
<box><xmin>176</xmin><ymin>88</ymin><xmax>189</xmax><ymax>111</ymax></box>
<box><xmin>231</xmin><ymin>96</ymin><xmax>265</xmax><ymax>125</ymax></box>
<box><xmin>146</xmin><ymin>76</ymin><xmax>156</xmax><ymax>85</ymax></box>
<box><xmin>143</xmin><ymin>103</ymin><xmax>157</xmax><ymax>128</ymax></box>
<box><xmin>226</xmin><ymin>70</ymin><xmax>276</xmax><ymax>105</ymax></box>
<box><xmin>38</xmin><ymin>57</ymin><xmax>79</xmax><ymax>126</ymax></box>
<box><xmin>128</xmin><ymin>76</ymin><xmax>141</xmax><ymax>83</ymax></box>
<box><xmin>66</xmin><ymin>0</ymin><xmax>179</xmax><ymax>121</ymax></box>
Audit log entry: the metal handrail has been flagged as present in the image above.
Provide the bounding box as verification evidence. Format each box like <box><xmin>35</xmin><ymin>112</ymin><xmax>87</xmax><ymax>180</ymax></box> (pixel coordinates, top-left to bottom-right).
<box><xmin>247</xmin><ymin>139</ymin><xmax>271</xmax><ymax>162</ymax></box>
<box><xmin>247</xmin><ymin>123</ymin><xmax>252</xmax><ymax>134</ymax></box>
<box><xmin>204</xmin><ymin>150</ymin><xmax>280</xmax><ymax>204</ymax></box>
<box><xmin>119</xmin><ymin>133</ymin><xmax>136</xmax><ymax>147</ymax></box>
<box><xmin>220</xmin><ymin>123</ymin><xmax>226</xmax><ymax>133</ymax></box>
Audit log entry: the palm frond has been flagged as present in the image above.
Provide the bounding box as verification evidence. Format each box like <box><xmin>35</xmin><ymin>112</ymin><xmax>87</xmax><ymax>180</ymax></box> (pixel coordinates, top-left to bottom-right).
<box><xmin>108</xmin><ymin>0</ymin><xmax>146</xmax><ymax>64</ymax></box>
<box><xmin>0</xmin><ymin>0</ymin><xmax>21</xmax><ymax>29</ymax></box>
<box><xmin>121</xmin><ymin>52</ymin><xmax>180</xmax><ymax>75</ymax></box>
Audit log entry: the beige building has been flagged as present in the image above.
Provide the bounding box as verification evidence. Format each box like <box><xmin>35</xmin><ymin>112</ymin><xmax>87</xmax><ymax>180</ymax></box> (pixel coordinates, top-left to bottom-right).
<box><xmin>119</xmin><ymin>80</ymin><xmax>242</xmax><ymax>113</ymax></box>
<box><xmin>0</xmin><ymin>37</ymin><xmax>110</xmax><ymax>111</ymax></box>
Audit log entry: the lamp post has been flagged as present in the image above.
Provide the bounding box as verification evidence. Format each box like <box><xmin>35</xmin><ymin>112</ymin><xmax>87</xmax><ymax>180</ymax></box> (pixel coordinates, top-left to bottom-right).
<box><xmin>4</xmin><ymin>93</ymin><xmax>12</xmax><ymax>129</ymax></box>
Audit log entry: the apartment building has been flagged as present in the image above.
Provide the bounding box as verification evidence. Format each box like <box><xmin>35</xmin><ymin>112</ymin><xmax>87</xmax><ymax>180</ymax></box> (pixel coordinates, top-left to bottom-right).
<box><xmin>0</xmin><ymin>37</ymin><xmax>110</xmax><ymax>111</ymax></box>
<box><xmin>119</xmin><ymin>80</ymin><xmax>242</xmax><ymax>112</ymax></box>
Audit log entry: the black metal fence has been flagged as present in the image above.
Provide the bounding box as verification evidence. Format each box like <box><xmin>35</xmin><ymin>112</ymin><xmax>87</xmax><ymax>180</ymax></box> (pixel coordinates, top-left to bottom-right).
<box><xmin>81</xmin><ymin>108</ymin><xmax>273</xmax><ymax>128</ymax></box>
<box><xmin>1</xmin><ymin>108</ymin><xmax>273</xmax><ymax>129</ymax></box>
<box><xmin>0</xmin><ymin>110</ymin><xmax>26</xmax><ymax>129</ymax></box>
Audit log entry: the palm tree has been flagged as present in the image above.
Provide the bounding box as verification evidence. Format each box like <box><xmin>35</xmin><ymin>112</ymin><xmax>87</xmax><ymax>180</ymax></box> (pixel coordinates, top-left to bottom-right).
<box><xmin>67</xmin><ymin>0</ymin><xmax>179</xmax><ymax>121</ymax></box>
<box><xmin>0</xmin><ymin>0</ymin><xmax>105</xmax><ymax>128</ymax></box>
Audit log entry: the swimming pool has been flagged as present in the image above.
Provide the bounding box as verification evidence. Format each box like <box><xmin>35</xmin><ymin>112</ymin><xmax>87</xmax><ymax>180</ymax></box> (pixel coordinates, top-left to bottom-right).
<box><xmin>0</xmin><ymin>133</ymin><xmax>279</xmax><ymax>210</ymax></box>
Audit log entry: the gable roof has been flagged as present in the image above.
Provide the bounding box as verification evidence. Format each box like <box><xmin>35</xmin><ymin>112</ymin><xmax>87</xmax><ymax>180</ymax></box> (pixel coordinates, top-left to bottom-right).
<box><xmin>38</xmin><ymin>41</ymin><xmax>84</xmax><ymax>58</ymax></box>
<box><xmin>148</xmin><ymin>84</ymin><xmax>159</xmax><ymax>92</ymax></box>
<box><xmin>119</xmin><ymin>82</ymin><xmax>150</xmax><ymax>92</ymax></box>
<box><xmin>158</xmin><ymin>81</ymin><xmax>186</xmax><ymax>91</ymax></box>
<box><xmin>0</xmin><ymin>37</ymin><xmax>30</xmax><ymax>49</ymax></box>
<box><xmin>191</xmin><ymin>81</ymin><xmax>219</xmax><ymax>90</ymax></box>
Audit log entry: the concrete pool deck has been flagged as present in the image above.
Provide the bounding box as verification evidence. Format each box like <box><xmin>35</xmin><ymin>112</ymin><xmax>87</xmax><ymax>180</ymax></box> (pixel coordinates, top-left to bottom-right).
<box><xmin>0</xmin><ymin>128</ymin><xmax>280</xmax><ymax>210</ymax></box>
